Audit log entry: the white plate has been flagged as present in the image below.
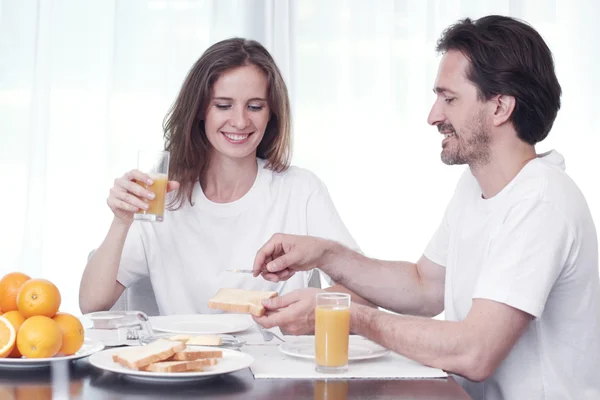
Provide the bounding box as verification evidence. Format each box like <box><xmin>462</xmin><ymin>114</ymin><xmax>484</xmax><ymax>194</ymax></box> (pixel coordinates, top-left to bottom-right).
<box><xmin>279</xmin><ymin>336</ymin><xmax>390</xmax><ymax>361</ymax></box>
<box><xmin>0</xmin><ymin>338</ymin><xmax>104</xmax><ymax>370</ymax></box>
<box><xmin>150</xmin><ymin>314</ymin><xmax>253</xmax><ymax>335</ymax></box>
<box><xmin>139</xmin><ymin>333</ymin><xmax>246</xmax><ymax>350</ymax></box>
<box><xmin>88</xmin><ymin>345</ymin><xmax>254</xmax><ymax>383</ymax></box>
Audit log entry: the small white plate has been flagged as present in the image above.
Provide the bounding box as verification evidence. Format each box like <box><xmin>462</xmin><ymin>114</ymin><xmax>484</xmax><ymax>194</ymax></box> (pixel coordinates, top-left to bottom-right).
<box><xmin>88</xmin><ymin>345</ymin><xmax>254</xmax><ymax>383</ymax></box>
<box><xmin>0</xmin><ymin>338</ymin><xmax>104</xmax><ymax>370</ymax></box>
<box><xmin>150</xmin><ymin>314</ymin><xmax>253</xmax><ymax>335</ymax></box>
<box><xmin>279</xmin><ymin>336</ymin><xmax>390</xmax><ymax>361</ymax></box>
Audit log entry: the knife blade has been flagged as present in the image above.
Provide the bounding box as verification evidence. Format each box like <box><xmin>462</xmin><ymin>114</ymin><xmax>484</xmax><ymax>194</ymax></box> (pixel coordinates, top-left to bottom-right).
<box><xmin>225</xmin><ymin>269</ymin><xmax>254</xmax><ymax>274</ymax></box>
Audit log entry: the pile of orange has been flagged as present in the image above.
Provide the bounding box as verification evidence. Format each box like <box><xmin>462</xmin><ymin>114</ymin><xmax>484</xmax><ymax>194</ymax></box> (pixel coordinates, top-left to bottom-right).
<box><xmin>0</xmin><ymin>272</ymin><xmax>84</xmax><ymax>359</ymax></box>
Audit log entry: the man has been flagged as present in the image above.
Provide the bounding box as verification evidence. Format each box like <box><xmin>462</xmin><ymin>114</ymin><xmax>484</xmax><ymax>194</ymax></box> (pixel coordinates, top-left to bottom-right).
<box><xmin>252</xmin><ymin>15</ymin><xmax>600</xmax><ymax>400</ymax></box>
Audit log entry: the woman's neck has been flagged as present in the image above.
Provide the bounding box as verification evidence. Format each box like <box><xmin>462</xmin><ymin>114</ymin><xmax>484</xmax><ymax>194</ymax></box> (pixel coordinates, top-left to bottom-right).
<box><xmin>201</xmin><ymin>154</ymin><xmax>259</xmax><ymax>203</ymax></box>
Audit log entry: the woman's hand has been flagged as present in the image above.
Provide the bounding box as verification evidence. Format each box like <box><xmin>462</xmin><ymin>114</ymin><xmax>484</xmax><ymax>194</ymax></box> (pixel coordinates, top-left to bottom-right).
<box><xmin>107</xmin><ymin>169</ymin><xmax>179</xmax><ymax>225</ymax></box>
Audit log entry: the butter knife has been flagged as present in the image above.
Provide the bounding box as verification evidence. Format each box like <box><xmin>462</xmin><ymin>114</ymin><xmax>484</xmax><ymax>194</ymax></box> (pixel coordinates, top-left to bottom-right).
<box><xmin>226</xmin><ymin>269</ymin><xmax>254</xmax><ymax>274</ymax></box>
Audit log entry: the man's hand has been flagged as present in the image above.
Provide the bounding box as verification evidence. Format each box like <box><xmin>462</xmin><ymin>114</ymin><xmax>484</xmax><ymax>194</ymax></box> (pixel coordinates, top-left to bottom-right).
<box><xmin>253</xmin><ymin>288</ymin><xmax>323</xmax><ymax>335</ymax></box>
<box><xmin>253</xmin><ymin>233</ymin><xmax>334</xmax><ymax>282</ymax></box>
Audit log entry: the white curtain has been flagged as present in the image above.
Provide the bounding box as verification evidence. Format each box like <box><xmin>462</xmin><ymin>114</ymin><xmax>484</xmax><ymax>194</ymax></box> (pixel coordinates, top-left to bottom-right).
<box><xmin>1</xmin><ymin>0</ymin><xmax>599</xmax><ymax>314</ymax></box>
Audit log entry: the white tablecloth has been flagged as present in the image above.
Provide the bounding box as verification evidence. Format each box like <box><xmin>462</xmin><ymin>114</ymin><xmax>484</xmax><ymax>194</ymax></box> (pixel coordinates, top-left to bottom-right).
<box><xmin>85</xmin><ymin>315</ymin><xmax>446</xmax><ymax>380</ymax></box>
<box><xmin>246</xmin><ymin>336</ymin><xmax>447</xmax><ymax>380</ymax></box>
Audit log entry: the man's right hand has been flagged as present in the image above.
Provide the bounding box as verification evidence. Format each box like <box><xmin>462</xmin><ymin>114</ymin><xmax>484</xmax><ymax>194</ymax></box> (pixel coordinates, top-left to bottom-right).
<box><xmin>252</xmin><ymin>234</ymin><xmax>335</xmax><ymax>282</ymax></box>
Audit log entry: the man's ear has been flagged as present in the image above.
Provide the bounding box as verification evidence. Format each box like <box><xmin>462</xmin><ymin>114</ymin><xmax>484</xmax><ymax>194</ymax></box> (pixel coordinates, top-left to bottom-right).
<box><xmin>491</xmin><ymin>94</ymin><xmax>516</xmax><ymax>127</ymax></box>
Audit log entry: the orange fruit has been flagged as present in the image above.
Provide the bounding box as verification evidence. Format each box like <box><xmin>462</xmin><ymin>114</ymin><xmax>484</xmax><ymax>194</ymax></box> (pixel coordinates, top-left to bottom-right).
<box><xmin>17</xmin><ymin>316</ymin><xmax>62</xmax><ymax>358</ymax></box>
<box><xmin>0</xmin><ymin>272</ymin><xmax>31</xmax><ymax>313</ymax></box>
<box><xmin>16</xmin><ymin>385</ymin><xmax>51</xmax><ymax>399</ymax></box>
<box><xmin>0</xmin><ymin>315</ymin><xmax>16</xmax><ymax>358</ymax></box>
<box><xmin>0</xmin><ymin>386</ymin><xmax>16</xmax><ymax>400</ymax></box>
<box><xmin>69</xmin><ymin>381</ymin><xmax>83</xmax><ymax>397</ymax></box>
<box><xmin>2</xmin><ymin>311</ymin><xmax>25</xmax><ymax>358</ymax></box>
<box><xmin>16</xmin><ymin>279</ymin><xmax>61</xmax><ymax>318</ymax></box>
<box><xmin>53</xmin><ymin>313</ymin><xmax>84</xmax><ymax>356</ymax></box>
<box><xmin>15</xmin><ymin>383</ymin><xmax>80</xmax><ymax>399</ymax></box>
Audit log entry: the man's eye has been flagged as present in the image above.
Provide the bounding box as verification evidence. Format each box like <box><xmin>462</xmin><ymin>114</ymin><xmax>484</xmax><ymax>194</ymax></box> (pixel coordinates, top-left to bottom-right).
<box><xmin>444</xmin><ymin>98</ymin><xmax>455</xmax><ymax>104</ymax></box>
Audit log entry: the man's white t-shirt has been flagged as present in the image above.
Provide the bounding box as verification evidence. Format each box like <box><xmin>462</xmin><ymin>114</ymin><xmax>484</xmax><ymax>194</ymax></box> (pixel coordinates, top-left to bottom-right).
<box><xmin>425</xmin><ymin>150</ymin><xmax>600</xmax><ymax>400</ymax></box>
<box><xmin>117</xmin><ymin>158</ymin><xmax>358</xmax><ymax>315</ymax></box>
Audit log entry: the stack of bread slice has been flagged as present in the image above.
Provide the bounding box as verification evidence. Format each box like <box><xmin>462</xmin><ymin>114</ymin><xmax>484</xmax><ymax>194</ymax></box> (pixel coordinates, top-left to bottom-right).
<box><xmin>112</xmin><ymin>338</ymin><xmax>223</xmax><ymax>373</ymax></box>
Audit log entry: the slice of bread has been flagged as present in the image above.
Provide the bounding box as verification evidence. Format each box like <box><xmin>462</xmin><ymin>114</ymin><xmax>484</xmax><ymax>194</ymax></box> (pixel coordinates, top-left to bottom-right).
<box><xmin>112</xmin><ymin>339</ymin><xmax>186</xmax><ymax>370</ymax></box>
<box><xmin>208</xmin><ymin>288</ymin><xmax>278</xmax><ymax>316</ymax></box>
<box><xmin>186</xmin><ymin>335</ymin><xmax>222</xmax><ymax>346</ymax></box>
<box><xmin>168</xmin><ymin>334</ymin><xmax>193</xmax><ymax>343</ymax></box>
<box><xmin>167</xmin><ymin>349</ymin><xmax>223</xmax><ymax>361</ymax></box>
<box><xmin>141</xmin><ymin>358</ymin><xmax>217</xmax><ymax>373</ymax></box>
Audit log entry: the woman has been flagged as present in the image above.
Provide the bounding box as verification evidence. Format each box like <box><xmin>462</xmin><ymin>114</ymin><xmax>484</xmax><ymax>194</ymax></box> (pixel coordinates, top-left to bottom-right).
<box><xmin>79</xmin><ymin>38</ymin><xmax>362</xmax><ymax>326</ymax></box>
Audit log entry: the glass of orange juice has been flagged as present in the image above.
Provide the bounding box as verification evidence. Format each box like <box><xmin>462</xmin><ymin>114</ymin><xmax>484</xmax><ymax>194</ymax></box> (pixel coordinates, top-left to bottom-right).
<box><xmin>315</xmin><ymin>292</ymin><xmax>351</xmax><ymax>373</ymax></box>
<box><xmin>313</xmin><ymin>380</ymin><xmax>349</xmax><ymax>400</ymax></box>
<box><xmin>134</xmin><ymin>150</ymin><xmax>170</xmax><ymax>222</ymax></box>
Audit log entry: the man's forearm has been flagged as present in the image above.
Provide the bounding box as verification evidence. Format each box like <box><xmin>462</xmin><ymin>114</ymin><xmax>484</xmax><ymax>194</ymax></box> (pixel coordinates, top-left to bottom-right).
<box><xmin>320</xmin><ymin>243</ymin><xmax>438</xmax><ymax>316</ymax></box>
<box><xmin>351</xmin><ymin>303</ymin><xmax>477</xmax><ymax>380</ymax></box>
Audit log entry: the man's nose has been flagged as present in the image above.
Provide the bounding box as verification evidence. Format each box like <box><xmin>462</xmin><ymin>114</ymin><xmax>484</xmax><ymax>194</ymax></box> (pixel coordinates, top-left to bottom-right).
<box><xmin>427</xmin><ymin>100</ymin><xmax>444</xmax><ymax>127</ymax></box>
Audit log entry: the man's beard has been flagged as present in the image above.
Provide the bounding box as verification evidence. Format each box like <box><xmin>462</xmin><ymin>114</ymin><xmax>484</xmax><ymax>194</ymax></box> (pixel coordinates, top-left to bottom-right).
<box><xmin>440</xmin><ymin>110</ymin><xmax>490</xmax><ymax>167</ymax></box>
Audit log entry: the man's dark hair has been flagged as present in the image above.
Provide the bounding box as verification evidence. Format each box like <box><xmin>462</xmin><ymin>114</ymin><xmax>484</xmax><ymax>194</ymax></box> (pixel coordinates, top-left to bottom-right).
<box><xmin>436</xmin><ymin>15</ymin><xmax>562</xmax><ymax>145</ymax></box>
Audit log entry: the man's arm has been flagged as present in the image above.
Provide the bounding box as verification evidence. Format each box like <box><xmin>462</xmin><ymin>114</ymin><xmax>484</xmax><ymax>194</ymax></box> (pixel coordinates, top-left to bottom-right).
<box><xmin>254</xmin><ymin>234</ymin><xmax>446</xmax><ymax>317</ymax></box>
<box><xmin>351</xmin><ymin>298</ymin><xmax>531</xmax><ymax>382</ymax></box>
<box><xmin>254</xmin><ymin>282</ymin><xmax>374</xmax><ymax>336</ymax></box>
<box><xmin>322</xmin><ymin>243</ymin><xmax>446</xmax><ymax>316</ymax></box>
<box><xmin>254</xmin><ymin>284</ymin><xmax>374</xmax><ymax>335</ymax></box>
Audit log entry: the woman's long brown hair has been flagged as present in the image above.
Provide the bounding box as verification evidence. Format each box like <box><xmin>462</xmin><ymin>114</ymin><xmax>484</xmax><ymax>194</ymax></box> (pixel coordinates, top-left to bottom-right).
<box><xmin>163</xmin><ymin>38</ymin><xmax>292</xmax><ymax>210</ymax></box>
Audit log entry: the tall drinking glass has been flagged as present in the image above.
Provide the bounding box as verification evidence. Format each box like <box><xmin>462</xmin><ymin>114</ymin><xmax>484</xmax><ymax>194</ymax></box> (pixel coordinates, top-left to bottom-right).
<box><xmin>315</xmin><ymin>293</ymin><xmax>351</xmax><ymax>373</ymax></box>
<box><xmin>314</xmin><ymin>380</ymin><xmax>349</xmax><ymax>400</ymax></box>
<box><xmin>134</xmin><ymin>150</ymin><xmax>169</xmax><ymax>222</ymax></box>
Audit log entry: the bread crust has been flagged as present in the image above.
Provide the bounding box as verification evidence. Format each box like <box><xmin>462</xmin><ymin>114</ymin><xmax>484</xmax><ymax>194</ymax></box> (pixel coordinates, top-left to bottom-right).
<box><xmin>112</xmin><ymin>339</ymin><xmax>186</xmax><ymax>370</ymax></box>
<box><xmin>141</xmin><ymin>358</ymin><xmax>217</xmax><ymax>373</ymax></box>
<box><xmin>168</xmin><ymin>350</ymin><xmax>223</xmax><ymax>361</ymax></box>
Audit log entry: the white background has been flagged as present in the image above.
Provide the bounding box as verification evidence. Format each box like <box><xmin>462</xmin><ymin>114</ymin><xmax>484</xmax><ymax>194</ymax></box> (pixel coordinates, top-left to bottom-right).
<box><xmin>1</xmin><ymin>0</ymin><xmax>599</xmax><ymax>314</ymax></box>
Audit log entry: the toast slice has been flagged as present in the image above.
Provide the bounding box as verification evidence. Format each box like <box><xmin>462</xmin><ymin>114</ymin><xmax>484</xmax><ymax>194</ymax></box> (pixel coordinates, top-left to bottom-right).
<box><xmin>141</xmin><ymin>358</ymin><xmax>218</xmax><ymax>373</ymax></box>
<box><xmin>208</xmin><ymin>288</ymin><xmax>278</xmax><ymax>316</ymax></box>
<box><xmin>167</xmin><ymin>349</ymin><xmax>223</xmax><ymax>361</ymax></box>
<box><xmin>112</xmin><ymin>338</ymin><xmax>186</xmax><ymax>370</ymax></box>
<box><xmin>168</xmin><ymin>334</ymin><xmax>193</xmax><ymax>343</ymax></box>
<box><xmin>185</xmin><ymin>335</ymin><xmax>222</xmax><ymax>346</ymax></box>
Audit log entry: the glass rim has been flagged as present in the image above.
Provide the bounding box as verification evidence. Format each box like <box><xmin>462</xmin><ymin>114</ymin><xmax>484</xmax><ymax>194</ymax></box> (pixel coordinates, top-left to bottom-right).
<box><xmin>315</xmin><ymin>292</ymin><xmax>351</xmax><ymax>300</ymax></box>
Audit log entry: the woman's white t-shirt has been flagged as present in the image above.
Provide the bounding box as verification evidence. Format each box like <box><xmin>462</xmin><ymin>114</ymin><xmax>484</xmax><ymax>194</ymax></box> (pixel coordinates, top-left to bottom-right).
<box><xmin>117</xmin><ymin>158</ymin><xmax>359</xmax><ymax>315</ymax></box>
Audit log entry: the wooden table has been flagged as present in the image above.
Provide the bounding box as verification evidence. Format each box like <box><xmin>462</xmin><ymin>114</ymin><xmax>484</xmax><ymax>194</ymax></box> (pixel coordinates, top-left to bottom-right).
<box><xmin>0</xmin><ymin>359</ymin><xmax>471</xmax><ymax>399</ymax></box>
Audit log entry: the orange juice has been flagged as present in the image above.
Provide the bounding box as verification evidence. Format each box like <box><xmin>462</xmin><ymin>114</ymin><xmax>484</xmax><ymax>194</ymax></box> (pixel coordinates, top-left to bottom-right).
<box><xmin>314</xmin><ymin>380</ymin><xmax>348</xmax><ymax>400</ymax></box>
<box><xmin>135</xmin><ymin>173</ymin><xmax>168</xmax><ymax>219</ymax></box>
<box><xmin>315</xmin><ymin>305</ymin><xmax>350</xmax><ymax>367</ymax></box>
